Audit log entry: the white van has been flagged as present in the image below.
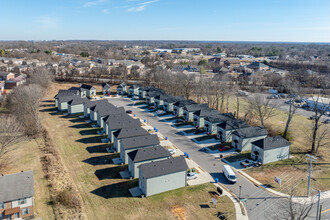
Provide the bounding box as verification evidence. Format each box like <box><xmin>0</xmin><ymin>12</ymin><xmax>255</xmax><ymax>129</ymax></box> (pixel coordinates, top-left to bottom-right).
<box><xmin>223</xmin><ymin>165</ymin><xmax>237</xmax><ymax>184</ymax></box>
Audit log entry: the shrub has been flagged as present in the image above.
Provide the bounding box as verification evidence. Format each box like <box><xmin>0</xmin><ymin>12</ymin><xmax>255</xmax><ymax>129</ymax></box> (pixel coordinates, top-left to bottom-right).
<box><xmin>54</xmin><ymin>189</ymin><xmax>81</xmax><ymax>209</ymax></box>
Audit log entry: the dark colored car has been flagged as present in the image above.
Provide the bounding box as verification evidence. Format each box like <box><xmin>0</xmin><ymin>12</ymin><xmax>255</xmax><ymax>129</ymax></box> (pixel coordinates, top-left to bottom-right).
<box><xmin>240</xmin><ymin>160</ymin><xmax>261</xmax><ymax>168</ymax></box>
<box><xmin>218</xmin><ymin>146</ymin><xmax>230</xmax><ymax>152</ymax></box>
<box><xmin>126</xmin><ymin>110</ymin><xmax>133</xmax><ymax>114</ymax></box>
<box><xmin>323</xmin><ymin>119</ymin><xmax>330</xmax><ymax>124</ymax></box>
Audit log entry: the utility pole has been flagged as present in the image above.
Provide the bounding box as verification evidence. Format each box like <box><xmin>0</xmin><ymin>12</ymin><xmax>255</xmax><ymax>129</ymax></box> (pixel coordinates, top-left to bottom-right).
<box><xmin>239</xmin><ymin>186</ymin><xmax>242</xmax><ymax>200</ymax></box>
<box><xmin>313</xmin><ymin>189</ymin><xmax>321</xmax><ymax>220</ymax></box>
<box><xmin>306</xmin><ymin>154</ymin><xmax>317</xmax><ymax>197</ymax></box>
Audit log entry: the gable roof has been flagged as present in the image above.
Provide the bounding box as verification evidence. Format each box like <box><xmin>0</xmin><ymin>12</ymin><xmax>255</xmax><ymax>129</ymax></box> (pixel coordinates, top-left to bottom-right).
<box><xmin>173</xmin><ymin>99</ymin><xmax>196</xmax><ymax>108</ymax></box>
<box><xmin>204</xmin><ymin>113</ymin><xmax>235</xmax><ymax>123</ymax></box>
<box><xmin>107</xmin><ymin>118</ymin><xmax>141</xmax><ymax>130</ymax></box>
<box><xmin>193</xmin><ymin>108</ymin><xmax>220</xmax><ymax>117</ymax></box>
<box><xmin>247</xmin><ymin>62</ymin><xmax>268</xmax><ymax>69</ymax></box>
<box><xmin>252</xmin><ymin>136</ymin><xmax>291</xmax><ymax>150</ymax></box>
<box><xmin>113</xmin><ymin>127</ymin><xmax>149</xmax><ymax>139</ymax></box>
<box><xmin>146</xmin><ymin>90</ymin><xmax>166</xmax><ymax>98</ymax></box>
<box><xmin>54</xmin><ymin>89</ymin><xmax>78</xmax><ymax>99</ymax></box>
<box><xmin>0</xmin><ymin>171</ymin><xmax>34</xmax><ymax>202</ymax></box>
<box><xmin>232</xmin><ymin>126</ymin><xmax>268</xmax><ymax>138</ymax></box>
<box><xmin>139</xmin><ymin>157</ymin><xmax>188</xmax><ymax>179</ymax></box>
<box><xmin>184</xmin><ymin>103</ymin><xmax>209</xmax><ymax>112</ymax></box>
<box><xmin>121</xmin><ymin>134</ymin><xmax>160</xmax><ymax>150</ymax></box>
<box><xmin>103</xmin><ymin>113</ymin><xmax>131</xmax><ymax>123</ymax></box>
<box><xmin>129</xmin><ymin>84</ymin><xmax>141</xmax><ymax>89</ymax></box>
<box><xmin>68</xmin><ymin>96</ymin><xmax>88</xmax><ymax>105</ymax></box>
<box><xmin>90</xmin><ymin>101</ymin><xmax>115</xmax><ymax>112</ymax></box>
<box><xmin>128</xmin><ymin>145</ymin><xmax>171</xmax><ymax>163</ymax></box>
<box><xmin>102</xmin><ymin>83</ymin><xmax>110</xmax><ymax>89</ymax></box>
<box><xmin>80</xmin><ymin>84</ymin><xmax>95</xmax><ymax>90</ymax></box>
<box><xmin>84</xmin><ymin>99</ymin><xmax>108</xmax><ymax>108</ymax></box>
<box><xmin>118</xmin><ymin>82</ymin><xmax>127</xmax><ymax>88</ymax></box>
<box><xmin>164</xmin><ymin>95</ymin><xmax>185</xmax><ymax>104</ymax></box>
<box><xmin>57</xmin><ymin>94</ymin><xmax>79</xmax><ymax>103</ymax></box>
<box><xmin>98</xmin><ymin>106</ymin><xmax>124</xmax><ymax>117</ymax></box>
<box><xmin>217</xmin><ymin>120</ymin><xmax>250</xmax><ymax>130</ymax></box>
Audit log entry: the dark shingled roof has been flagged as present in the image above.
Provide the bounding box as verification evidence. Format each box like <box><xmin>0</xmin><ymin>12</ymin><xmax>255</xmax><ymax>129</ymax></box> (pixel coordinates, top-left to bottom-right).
<box><xmin>129</xmin><ymin>84</ymin><xmax>141</xmax><ymax>89</ymax></box>
<box><xmin>146</xmin><ymin>90</ymin><xmax>166</xmax><ymax>98</ymax></box>
<box><xmin>85</xmin><ymin>99</ymin><xmax>108</xmax><ymax>109</ymax></box>
<box><xmin>247</xmin><ymin>62</ymin><xmax>268</xmax><ymax>69</ymax></box>
<box><xmin>117</xmin><ymin>82</ymin><xmax>127</xmax><ymax>88</ymax></box>
<box><xmin>68</xmin><ymin>96</ymin><xmax>88</xmax><ymax>105</ymax></box>
<box><xmin>155</xmin><ymin>93</ymin><xmax>170</xmax><ymax>100</ymax></box>
<box><xmin>252</xmin><ymin>136</ymin><xmax>291</xmax><ymax>150</ymax></box>
<box><xmin>57</xmin><ymin>94</ymin><xmax>79</xmax><ymax>104</ymax></box>
<box><xmin>113</xmin><ymin>127</ymin><xmax>149</xmax><ymax>139</ymax></box>
<box><xmin>184</xmin><ymin>103</ymin><xmax>209</xmax><ymax>112</ymax></box>
<box><xmin>232</xmin><ymin>126</ymin><xmax>268</xmax><ymax>138</ymax></box>
<box><xmin>90</xmin><ymin>101</ymin><xmax>115</xmax><ymax>112</ymax></box>
<box><xmin>204</xmin><ymin>113</ymin><xmax>235</xmax><ymax>123</ymax></box>
<box><xmin>121</xmin><ymin>134</ymin><xmax>160</xmax><ymax>150</ymax></box>
<box><xmin>108</xmin><ymin>118</ymin><xmax>141</xmax><ymax>130</ymax></box>
<box><xmin>217</xmin><ymin>120</ymin><xmax>250</xmax><ymax>130</ymax></box>
<box><xmin>0</xmin><ymin>171</ymin><xmax>34</xmax><ymax>202</ymax></box>
<box><xmin>127</xmin><ymin>145</ymin><xmax>171</xmax><ymax>162</ymax></box>
<box><xmin>103</xmin><ymin>113</ymin><xmax>131</xmax><ymax>123</ymax></box>
<box><xmin>139</xmin><ymin>157</ymin><xmax>188</xmax><ymax>179</ymax></box>
<box><xmin>164</xmin><ymin>95</ymin><xmax>185</xmax><ymax>104</ymax></box>
<box><xmin>98</xmin><ymin>106</ymin><xmax>125</xmax><ymax>117</ymax></box>
<box><xmin>54</xmin><ymin>89</ymin><xmax>78</xmax><ymax>98</ymax></box>
<box><xmin>173</xmin><ymin>99</ymin><xmax>196</xmax><ymax>107</ymax></box>
<box><xmin>80</xmin><ymin>84</ymin><xmax>95</xmax><ymax>90</ymax></box>
<box><xmin>193</xmin><ymin>108</ymin><xmax>220</xmax><ymax>117</ymax></box>
<box><xmin>102</xmin><ymin>83</ymin><xmax>110</xmax><ymax>89</ymax></box>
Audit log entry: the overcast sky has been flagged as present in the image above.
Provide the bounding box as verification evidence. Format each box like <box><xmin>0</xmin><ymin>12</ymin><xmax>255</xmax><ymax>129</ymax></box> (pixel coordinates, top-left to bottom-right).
<box><xmin>1</xmin><ymin>0</ymin><xmax>330</xmax><ymax>42</ymax></box>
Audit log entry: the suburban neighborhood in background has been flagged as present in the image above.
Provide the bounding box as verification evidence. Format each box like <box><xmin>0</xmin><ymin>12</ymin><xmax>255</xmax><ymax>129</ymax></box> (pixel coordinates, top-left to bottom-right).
<box><xmin>0</xmin><ymin>1</ymin><xmax>330</xmax><ymax>220</ymax></box>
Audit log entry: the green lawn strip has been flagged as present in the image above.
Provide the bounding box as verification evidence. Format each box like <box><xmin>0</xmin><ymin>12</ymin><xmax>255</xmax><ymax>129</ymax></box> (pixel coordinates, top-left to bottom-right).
<box><xmin>174</xmin><ymin>121</ymin><xmax>193</xmax><ymax>127</ymax></box>
<box><xmin>224</xmin><ymin>152</ymin><xmax>251</xmax><ymax>163</ymax></box>
<box><xmin>195</xmin><ymin>134</ymin><xmax>217</xmax><ymax>142</ymax></box>
<box><xmin>133</xmin><ymin>101</ymin><xmax>146</xmax><ymax>106</ymax></box>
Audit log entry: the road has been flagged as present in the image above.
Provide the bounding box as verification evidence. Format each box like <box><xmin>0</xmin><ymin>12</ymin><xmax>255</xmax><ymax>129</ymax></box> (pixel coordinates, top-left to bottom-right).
<box><xmin>109</xmin><ymin>97</ymin><xmax>286</xmax><ymax>219</ymax></box>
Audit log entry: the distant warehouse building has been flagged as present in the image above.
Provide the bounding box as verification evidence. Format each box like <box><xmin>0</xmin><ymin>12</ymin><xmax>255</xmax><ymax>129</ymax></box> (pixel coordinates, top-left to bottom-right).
<box><xmin>139</xmin><ymin>157</ymin><xmax>188</xmax><ymax>197</ymax></box>
<box><xmin>306</xmin><ymin>97</ymin><xmax>330</xmax><ymax>112</ymax></box>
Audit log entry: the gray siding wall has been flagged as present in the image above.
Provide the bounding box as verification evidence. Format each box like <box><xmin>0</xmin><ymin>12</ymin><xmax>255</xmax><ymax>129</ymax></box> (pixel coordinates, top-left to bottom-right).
<box><xmin>193</xmin><ymin>115</ymin><xmax>204</xmax><ymax>128</ymax></box>
<box><xmin>59</xmin><ymin>102</ymin><xmax>68</xmax><ymax>111</ymax></box>
<box><xmin>217</xmin><ymin>128</ymin><xmax>235</xmax><ymax>142</ymax></box>
<box><xmin>232</xmin><ymin>135</ymin><xmax>267</xmax><ymax>151</ymax></box>
<box><xmin>69</xmin><ymin>104</ymin><xmax>84</xmax><ymax>114</ymax></box>
<box><xmin>183</xmin><ymin>110</ymin><xmax>193</xmax><ymax>121</ymax></box>
<box><xmin>204</xmin><ymin>121</ymin><xmax>217</xmax><ymax>134</ymax></box>
<box><xmin>252</xmin><ymin>145</ymin><xmax>290</xmax><ymax>164</ymax></box>
<box><xmin>90</xmin><ymin>110</ymin><xmax>97</xmax><ymax>121</ymax></box>
<box><xmin>84</xmin><ymin>106</ymin><xmax>90</xmax><ymax>117</ymax></box>
<box><xmin>103</xmin><ymin>123</ymin><xmax>108</xmax><ymax>135</ymax></box>
<box><xmin>142</xmin><ymin>171</ymin><xmax>187</xmax><ymax>197</ymax></box>
<box><xmin>164</xmin><ymin>102</ymin><xmax>174</xmax><ymax>112</ymax></box>
<box><xmin>55</xmin><ymin>99</ymin><xmax>58</xmax><ymax>107</ymax></box>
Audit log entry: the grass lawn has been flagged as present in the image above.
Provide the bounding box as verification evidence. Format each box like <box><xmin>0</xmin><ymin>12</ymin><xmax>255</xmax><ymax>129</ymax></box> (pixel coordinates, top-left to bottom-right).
<box><xmin>224</xmin><ymin>152</ymin><xmax>250</xmax><ymax>163</ymax></box>
<box><xmin>174</xmin><ymin>121</ymin><xmax>193</xmax><ymax>127</ymax></box>
<box><xmin>133</xmin><ymin>101</ymin><xmax>146</xmax><ymax>106</ymax></box>
<box><xmin>34</xmin><ymin>82</ymin><xmax>237</xmax><ymax>220</ymax></box>
<box><xmin>194</xmin><ymin>134</ymin><xmax>217</xmax><ymax>142</ymax></box>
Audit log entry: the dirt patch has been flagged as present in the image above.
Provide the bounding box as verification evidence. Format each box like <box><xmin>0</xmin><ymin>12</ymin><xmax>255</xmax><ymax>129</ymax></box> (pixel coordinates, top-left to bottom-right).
<box><xmin>171</xmin><ymin>205</ymin><xmax>188</xmax><ymax>220</ymax></box>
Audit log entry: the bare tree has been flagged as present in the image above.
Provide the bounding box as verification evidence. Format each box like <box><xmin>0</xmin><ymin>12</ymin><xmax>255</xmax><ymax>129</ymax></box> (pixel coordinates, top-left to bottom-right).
<box><xmin>28</xmin><ymin>67</ymin><xmax>54</xmax><ymax>88</ymax></box>
<box><xmin>0</xmin><ymin>116</ymin><xmax>25</xmax><ymax>162</ymax></box>
<box><xmin>247</xmin><ymin>94</ymin><xmax>278</xmax><ymax>126</ymax></box>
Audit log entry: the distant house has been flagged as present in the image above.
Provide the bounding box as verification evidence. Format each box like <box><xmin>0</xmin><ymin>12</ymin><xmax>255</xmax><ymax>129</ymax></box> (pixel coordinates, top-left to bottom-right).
<box><xmin>107</xmin><ymin>118</ymin><xmax>141</xmax><ymax>142</ymax></box>
<box><xmin>117</xmin><ymin>82</ymin><xmax>127</xmax><ymax>95</ymax></box>
<box><xmin>83</xmin><ymin>99</ymin><xmax>108</xmax><ymax>118</ymax></box>
<box><xmin>251</xmin><ymin>136</ymin><xmax>290</xmax><ymax>164</ymax></box>
<box><xmin>163</xmin><ymin>96</ymin><xmax>185</xmax><ymax>112</ymax></box>
<box><xmin>128</xmin><ymin>85</ymin><xmax>141</xmax><ymax>97</ymax></box>
<box><xmin>120</xmin><ymin>134</ymin><xmax>160</xmax><ymax>164</ymax></box>
<box><xmin>138</xmin><ymin>86</ymin><xmax>164</xmax><ymax>100</ymax></box>
<box><xmin>146</xmin><ymin>90</ymin><xmax>165</xmax><ymax>106</ymax></box>
<box><xmin>193</xmin><ymin>108</ymin><xmax>220</xmax><ymax>129</ymax></box>
<box><xmin>102</xmin><ymin>83</ymin><xmax>111</xmax><ymax>95</ymax></box>
<box><xmin>204</xmin><ymin>113</ymin><xmax>235</xmax><ymax>134</ymax></box>
<box><xmin>183</xmin><ymin>104</ymin><xmax>208</xmax><ymax>122</ymax></box>
<box><xmin>89</xmin><ymin>101</ymin><xmax>114</xmax><ymax>121</ymax></box>
<box><xmin>224</xmin><ymin>59</ymin><xmax>241</xmax><ymax>68</ymax></box>
<box><xmin>67</xmin><ymin>96</ymin><xmax>88</xmax><ymax>114</ymax></box>
<box><xmin>0</xmin><ymin>170</ymin><xmax>34</xmax><ymax>220</ymax></box>
<box><xmin>173</xmin><ymin>100</ymin><xmax>196</xmax><ymax>117</ymax></box>
<box><xmin>0</xmin><ymin>83</ymin><xmax>4</xmax><ymax>96</ymax></box>
<box><xmin>102</xmin><ymin>113</ymin><xmax>132</xmax><ymax>135</ymax></box>
<box><xmin>80</xmin><ymin>84</ymin><xmax>96</xmax><ymax>98</ymax></box>
<box><xmin>128</xmin><ymin>145</ymin><xmax>171</xmax><ymax>178</ymax></box>
<box><xmin>217</xmin><ymin>120</ymin><xmax>250</xmax><ymax>143</ymax></box>
<box><xmin>213</xmin><ymin>66</ymin><xmax>223</xmax><ymax>73</ymax></box>
<box><xmin>97</xmin><ymin>107</ymin><xmax>126</xmax><ymax>128</ymax></box>
<box><xmin>139</xmin><ymin>157</ymin><xmax>188</xmax><ymax>197</ymax></box>
<box><xmin>232</xmin><ymin>126</ymin><xmax>268</xmax><ymax>151</ymax></box>
<box><xmin>246</xmin><ymin>62</ymin><xmax>269</xmax><ymax>71</ymax></box>
<box><xmin>208</xmin><ymin>57</ymin><xmax>222</xmax><ymax>65</ymax></box>
<box><xmin>154</xmin><ymin>94</ymin><xmax>170</xmax><ymax>109</ymax></box>
<box><xmin>4</xmin><ymin>75</ymin><xmax>26</xmax><ymax>89</ymax></box>
<box><xmin>0</xmin><ymin>72</ymin><xmax>15</xmax><ymax>81</ymax></box>
<box><xmin>113</xmin><ymin>127</ymin><xmax>150</xmax><ymax>152</ymax></box>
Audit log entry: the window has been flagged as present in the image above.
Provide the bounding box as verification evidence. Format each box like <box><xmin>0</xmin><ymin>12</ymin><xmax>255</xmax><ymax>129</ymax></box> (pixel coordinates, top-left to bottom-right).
<box><xmin>0</xmin><ymin>202</ymin><xmax>4</xmax><ymax>209</ymax></box>
<box><xmin>14</xmin><ymin>213</ymin><xmax>20</xmax><ymax>218</ymax></box>
<box><xmin>18</xmin><ymin>198</ymin><xmax>27</xmax><ymax>205</ymax></box>
<box><xmin>22</xmin><ymin>208</ymin><xmax>29</xmax><ymax>215</ymax></box>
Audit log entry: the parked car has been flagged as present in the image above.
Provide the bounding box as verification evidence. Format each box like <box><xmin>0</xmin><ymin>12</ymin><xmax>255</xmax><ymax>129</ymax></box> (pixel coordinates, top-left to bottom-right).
<box><xmin>279</xmin><ymin>93</ymin><xmax>286</xmax><ymax>98</ymax></box>
<box><xmin>285</xmin><ymin>100</ymin><xmax>293</xmax><ymax>104</ymax></box>
<box><xmin>218</xmin><ymin>146</ymin><xmax>230</xmax><ymax>152</ymax></box>
<box><xmin>223</xmin><ymin>165</ymin><xmax>236</xmax><ymax>184</ymax></box>
<box><xmin>187</xmin><ymin>172</ymin><xmax>198</xmax><ymax>180</ymax></box>
<box><xmin>240</xmin><ymin>159</ymin><xmax>261</xmax><ymax>168</ymax></box>
<box><xmin>168</xmin><ymin>149</ymin><xmax>176</xmax><ymax>154</ymax></box>
<box><xmin>323</xmin><ymin>119</ymin><xmax>330</xmax><ymax>124</ymax></box>
<box><xmin>126</xmin><ymin>110</ymin><xmax>133</xmax><ymax>114</ymax></box>
<box><xmin>288</xmin><ymin>94</ymin><xmax>297</xmax><ymax>98</ymax></box>
<box><xmin>148</xmin><ymin>106</ymin><xmax>155</xmax><ymax>110</ymax></box>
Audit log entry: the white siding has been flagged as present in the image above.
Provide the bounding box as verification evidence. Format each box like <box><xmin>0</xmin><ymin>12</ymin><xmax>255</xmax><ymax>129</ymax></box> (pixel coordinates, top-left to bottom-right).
<box><xmin>11</xmin><ymin>197</ymin><xmax>33</xmax><ymax>209</ymax></box>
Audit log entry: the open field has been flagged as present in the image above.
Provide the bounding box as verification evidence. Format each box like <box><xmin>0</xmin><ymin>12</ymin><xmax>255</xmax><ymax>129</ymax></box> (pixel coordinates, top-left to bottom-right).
<box><xmin>35</xmin><ymin>82</ymin><xmax>236</xmax><ymax>219</ymax></box>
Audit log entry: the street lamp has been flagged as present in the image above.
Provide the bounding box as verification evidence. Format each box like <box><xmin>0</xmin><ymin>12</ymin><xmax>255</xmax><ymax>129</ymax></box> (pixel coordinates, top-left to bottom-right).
<box><xmin>239</xmin><ymin>186</ymin><xmax>242</xmax><ymax>200</ymax></box>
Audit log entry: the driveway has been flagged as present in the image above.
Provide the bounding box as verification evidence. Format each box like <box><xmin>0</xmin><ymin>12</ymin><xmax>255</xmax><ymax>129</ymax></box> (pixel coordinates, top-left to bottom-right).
<box><xmin>107</xmin><ymin>97</ymin><xmax>284</xmax><ymax>219</ymax></box>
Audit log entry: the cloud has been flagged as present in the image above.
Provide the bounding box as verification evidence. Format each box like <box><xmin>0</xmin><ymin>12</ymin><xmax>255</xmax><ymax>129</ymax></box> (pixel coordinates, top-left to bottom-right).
<box><xmin>103</xmin><ymin>9</ymin><xmax>110</xmax><ymax>14</ymax></box>
<box><xmin>127</xmin><ymin>5</ymin><xmax>146</xmax><ymax>12</ymax></box>
<box><xmin>140</xmin><ymin>0</ymin><xmax>159</xmax><ymax>5</ymax></box>
<box><xmin>35</xmin><ymin>16</ymin><xmax>59</xmax><ymax>29</ymax></box>
<box><xmin>82</xmin><ymin>0</ymin><xmax>107</xmax><ymax>7</ymax></box>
